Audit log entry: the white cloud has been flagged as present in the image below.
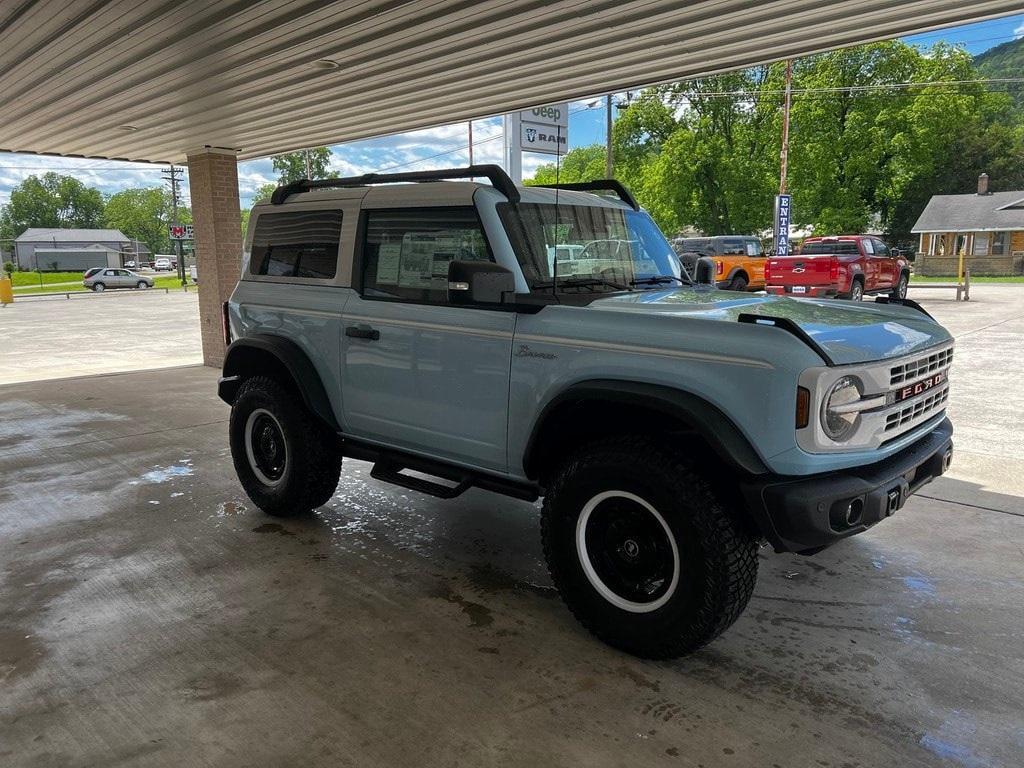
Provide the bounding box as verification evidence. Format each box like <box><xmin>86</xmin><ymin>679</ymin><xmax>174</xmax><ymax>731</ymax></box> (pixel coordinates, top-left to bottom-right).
<box><xmin>1015</xmin><ymin>21</ymin><xmax>1024</xmax><ymax>39</ymax></box>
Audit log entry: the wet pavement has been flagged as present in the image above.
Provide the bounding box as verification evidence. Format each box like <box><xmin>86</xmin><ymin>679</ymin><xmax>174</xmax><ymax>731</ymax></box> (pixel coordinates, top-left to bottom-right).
<box><xmin>1</xmin><ymin>365</ymin><xmax>1023</xmax><ymax>767</ymax></box>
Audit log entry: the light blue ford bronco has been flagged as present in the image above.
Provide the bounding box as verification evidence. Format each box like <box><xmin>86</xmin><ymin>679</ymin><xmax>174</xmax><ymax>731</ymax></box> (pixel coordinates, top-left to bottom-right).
<box><xmin>219</xmin><ymin>165</ymin><xmax>954</xmax><ymax>658</ymax></box>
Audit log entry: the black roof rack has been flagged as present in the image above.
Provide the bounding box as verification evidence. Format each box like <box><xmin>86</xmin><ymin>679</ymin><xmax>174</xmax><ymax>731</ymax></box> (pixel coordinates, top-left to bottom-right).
<box><xmin>269</xmin><ymin>164</ymin><xmax>519</xmax><ymax>205</ymax></box>
<box><xmin>530</xmin><ymin>180</ymin><xmax>639</xmax><ymax>211</ymax></box>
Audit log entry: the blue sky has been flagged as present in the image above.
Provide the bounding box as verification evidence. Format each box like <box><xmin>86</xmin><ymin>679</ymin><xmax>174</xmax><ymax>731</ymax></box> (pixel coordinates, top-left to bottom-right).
<box><xmin>2</xmin><ymin>12</ymin><xmax>1022</xmax><ymax>210</ymax></box>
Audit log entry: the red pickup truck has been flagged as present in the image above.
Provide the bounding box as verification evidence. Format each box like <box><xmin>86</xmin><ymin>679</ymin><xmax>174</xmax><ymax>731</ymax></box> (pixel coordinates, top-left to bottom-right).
<box><xmin>765</xmin><ymin>235</ymin><xmax>910</xmax><ymax>301</ymax></box>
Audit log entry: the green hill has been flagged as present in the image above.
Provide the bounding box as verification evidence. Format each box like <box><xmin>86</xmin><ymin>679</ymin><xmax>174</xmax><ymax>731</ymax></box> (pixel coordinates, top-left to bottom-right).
<box><xmin>975</xmin><ymin>36</ymin><xmax>1024</xmax><ymax>108</ymax></box>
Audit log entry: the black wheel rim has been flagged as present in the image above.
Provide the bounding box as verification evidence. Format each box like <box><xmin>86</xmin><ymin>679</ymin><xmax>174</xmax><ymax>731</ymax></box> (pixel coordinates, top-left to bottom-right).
<box><xmin>578</xmin><ymin>492</ymin><xmax>678</xmax><ymax>611</ymax></box>
<box><xmin>246</xmin><ymin>409</ymin><xmax>286</xmax><ymax>484</ymax></box>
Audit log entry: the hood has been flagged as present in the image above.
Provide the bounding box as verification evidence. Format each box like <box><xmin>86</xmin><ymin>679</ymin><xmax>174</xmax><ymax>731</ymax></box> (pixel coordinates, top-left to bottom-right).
<box><xmin>590</xmin><ymin>288</ymin><xmax>951</xmax><ymax>365</ymax></box>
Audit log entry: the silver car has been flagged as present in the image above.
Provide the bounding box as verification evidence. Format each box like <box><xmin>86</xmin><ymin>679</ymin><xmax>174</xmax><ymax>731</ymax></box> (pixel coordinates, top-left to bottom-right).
<box><xmin>83</xmin><ymin>268</ymin><xmax>154</xmax><ymax>292</ymax></box>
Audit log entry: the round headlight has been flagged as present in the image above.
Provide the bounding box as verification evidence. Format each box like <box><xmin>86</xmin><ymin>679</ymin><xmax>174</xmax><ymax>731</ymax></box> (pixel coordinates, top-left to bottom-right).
<box><xmin>821</xmin><ymin>376</ymin><xmax>862</xmax><ymax>441</ymax></box>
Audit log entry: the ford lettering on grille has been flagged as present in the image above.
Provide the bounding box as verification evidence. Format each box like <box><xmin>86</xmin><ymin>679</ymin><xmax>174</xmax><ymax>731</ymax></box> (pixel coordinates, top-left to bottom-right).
<box><xmin>895</xmin><ymin>370</ymin><xmax>945</xmax><ymax>403</ymax></box>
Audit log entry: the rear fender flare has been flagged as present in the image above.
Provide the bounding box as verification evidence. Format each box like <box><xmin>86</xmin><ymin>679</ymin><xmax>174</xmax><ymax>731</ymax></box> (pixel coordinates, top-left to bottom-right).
<box><xmin>219</xmin><ymin>334</ymin><xmax>339</xmax><ymax>430</ymax></box>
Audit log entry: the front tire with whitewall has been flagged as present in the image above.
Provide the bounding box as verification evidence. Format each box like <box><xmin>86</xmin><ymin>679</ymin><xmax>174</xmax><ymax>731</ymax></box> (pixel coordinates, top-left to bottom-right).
<box><xmin>541</xmin><ymin>436</ymin><xmax>759</xmax><ymax>658</ymax></box>
<box><xmin>229</xmin><ymin>376</ymin><xmax>342</xmax><ymax>517</ymax></box>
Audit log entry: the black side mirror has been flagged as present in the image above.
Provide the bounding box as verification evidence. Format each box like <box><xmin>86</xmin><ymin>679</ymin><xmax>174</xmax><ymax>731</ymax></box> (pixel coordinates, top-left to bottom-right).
<box><xmin>448</xmin><ymin>260</ymin><xmax>515</xmax><ymax>305</ymax></box>
<box><xmin>694</xmin><ymin>256</ymin><xmax>716</xmax><ymax>286</ymax></box>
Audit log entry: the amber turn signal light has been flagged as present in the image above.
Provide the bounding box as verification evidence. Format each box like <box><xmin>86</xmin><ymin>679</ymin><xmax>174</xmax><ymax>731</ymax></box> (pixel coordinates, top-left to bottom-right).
<box><xmin>796</xmin><ymin>386</ymin><xmax>810</xmax><ymax>429</ymax></box>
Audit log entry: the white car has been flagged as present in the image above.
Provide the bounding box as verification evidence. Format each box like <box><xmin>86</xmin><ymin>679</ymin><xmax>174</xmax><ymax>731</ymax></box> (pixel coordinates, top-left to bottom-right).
<box><xmin>154</xmin><ymin>257</ymin><xmax>172</xmax><ymax>271</ymax></box>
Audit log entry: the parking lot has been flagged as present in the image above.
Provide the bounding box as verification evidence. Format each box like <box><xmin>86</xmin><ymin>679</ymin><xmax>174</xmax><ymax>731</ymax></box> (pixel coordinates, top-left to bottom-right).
<box><xmin>1</xmin><ymin>286</ymin><xmax>1022</xmax><ymax>767</ymax></box>
<box><xmin>0</xmin><ymin>291</ymin><xmax>202</xmax><ymax>386</ymax></box>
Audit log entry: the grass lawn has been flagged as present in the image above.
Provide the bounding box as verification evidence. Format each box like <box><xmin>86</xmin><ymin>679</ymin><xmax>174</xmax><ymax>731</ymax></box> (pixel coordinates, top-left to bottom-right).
<box><xmin>9</xmin><ymin>271</ymin><xmax>88</xmax><ymax>287</ymax></box>
<box><xmin>912</xmin><ymin>275</ymin><xmax>1024</xmax><ymax>283</ymax></box>
<box><xmin>10</xmin><ymin>275</ymin><xmax>193</xmax><ymax>296</ymax></box>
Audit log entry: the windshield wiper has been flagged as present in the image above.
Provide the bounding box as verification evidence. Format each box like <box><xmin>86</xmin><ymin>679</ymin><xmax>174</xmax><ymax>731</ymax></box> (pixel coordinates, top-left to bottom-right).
<box><xmin>630</xmin><ymin>275</ymin><xmax>689</xmax><ymax>287</ymax></box>
<box><xmin>534</xmin><ymin>277</ymin><xmax>631</xmax><ymax>292</ymax></box>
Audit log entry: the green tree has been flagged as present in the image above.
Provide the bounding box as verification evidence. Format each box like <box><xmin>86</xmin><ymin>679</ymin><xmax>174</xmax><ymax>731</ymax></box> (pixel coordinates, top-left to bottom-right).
<box><xmin>103</xmin><ymin>187</ymin><xmax>191</xmax><ymax>255</ymax></box>
<box><xmin>527</xmin><ymin>145</ymin><xmax>608</xmax><ymax>185</ymax></box>
<box><xmin>0</xmin><ymin>172</ymin><xmax>104</xmax><ymax>241</ymax></box>
<box><xmin>603</xmin><ymin>40</ymin><xmax>1019</xmax><ymax>242</ymax></box>
<box><xmin>240</xmin><ymin>182</ymin><xmax>280</xmax><ymax>236</ymax></box>
<box><xmin>272</xmin><ymin>147</ymin><xmax>335</xmax><ymax>183</ymax></box>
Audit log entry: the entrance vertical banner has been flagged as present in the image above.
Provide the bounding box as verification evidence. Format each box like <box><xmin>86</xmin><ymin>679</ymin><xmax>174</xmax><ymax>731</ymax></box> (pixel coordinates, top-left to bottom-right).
<box><xmin>773</xmin><ymin>194</ymin><xmax>792</xmax><ymax>257</ymax></box>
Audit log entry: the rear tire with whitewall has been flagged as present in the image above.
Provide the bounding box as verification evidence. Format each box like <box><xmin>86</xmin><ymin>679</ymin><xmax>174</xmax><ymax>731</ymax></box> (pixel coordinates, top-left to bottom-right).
<box><xmin>540</xmin><ymin>436</ymin><xmax>759</xmax><ymax>658</ymax></box>
<box><xmin>229</xmin><ymin>376</ymin><xmax>342</xmax><ymax>517</ymax></box>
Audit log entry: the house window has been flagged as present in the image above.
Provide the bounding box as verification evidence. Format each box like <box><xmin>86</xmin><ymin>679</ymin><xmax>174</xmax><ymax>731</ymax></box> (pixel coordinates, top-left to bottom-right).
<box><xmin>992</xmin><ymin>232</ymin><xmax>1007</xmax><ymax>256</ymax></box>
<box><xmin>972</xmin><ymin>233</ymin><xmax>989</xmax><ymax>256</ymax></box>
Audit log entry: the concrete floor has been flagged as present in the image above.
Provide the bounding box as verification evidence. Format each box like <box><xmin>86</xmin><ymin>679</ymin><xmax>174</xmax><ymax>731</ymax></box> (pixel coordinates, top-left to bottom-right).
<box><xmin>1</xmin><ymin>364</ymin><xmax>1022</xmax><ymax>768</ymax></box>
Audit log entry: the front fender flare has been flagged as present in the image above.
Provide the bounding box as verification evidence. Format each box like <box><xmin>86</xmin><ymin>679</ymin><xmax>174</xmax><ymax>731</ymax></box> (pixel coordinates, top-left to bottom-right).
<box><xmin>523</xmin><ymin>380</ymin><xmax>769</xmax><ymax>479</ymax></box>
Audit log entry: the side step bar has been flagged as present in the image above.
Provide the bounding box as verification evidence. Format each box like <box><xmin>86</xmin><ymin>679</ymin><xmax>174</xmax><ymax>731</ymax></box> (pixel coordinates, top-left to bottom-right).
<box><xmin>370</xmin><ymin>460</ymin><xmax>472</xmax><ymax>500</ymax></box>
<box><xmin>341</xmin><ymin>438</ymin><xmax>539</xmax><ymax>502</ymax></box>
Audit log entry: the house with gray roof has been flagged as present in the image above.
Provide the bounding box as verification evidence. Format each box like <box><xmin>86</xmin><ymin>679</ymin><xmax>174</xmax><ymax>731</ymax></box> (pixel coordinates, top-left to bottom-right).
<box><xmin>13</xmin><ymin>228</ymin><xmax>151</xmax><ymax>271</ymax></box>
<box><xmin>912</xmin><ymin>175</ymin><xmax>1024</xmax><ymax>276</ymax></box>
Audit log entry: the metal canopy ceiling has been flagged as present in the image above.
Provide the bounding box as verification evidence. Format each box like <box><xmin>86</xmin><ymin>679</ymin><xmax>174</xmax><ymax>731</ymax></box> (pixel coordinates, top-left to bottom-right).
<box><xmin>1</xmin><ymin>1</ymin><xmax>1019</xmax><ymax>164</ymax></box>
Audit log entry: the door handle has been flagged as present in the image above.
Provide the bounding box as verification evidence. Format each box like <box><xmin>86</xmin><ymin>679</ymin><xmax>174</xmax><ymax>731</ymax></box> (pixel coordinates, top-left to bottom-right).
<box><xmin>346</xmin><ymin>324</ymin><xmax>380</xmax><ymax>341</ymax></box>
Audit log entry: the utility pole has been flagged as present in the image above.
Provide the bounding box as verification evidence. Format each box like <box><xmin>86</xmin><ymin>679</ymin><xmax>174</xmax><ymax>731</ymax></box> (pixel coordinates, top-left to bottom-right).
<box><xmin>779</xmin><ymin>59</ymin><xmax>793</xmax><ymax>195</ymax></box>
<box><xmin>161</xmin><ymin>164</ymin><xmax>186</xmax><ymax>286</ymax></box>
<box><xmin>468</xmin><ymin>120</ymin><xmax>474</xmax><ymax>166</ymax></box>
<box><xmin>605</xmin><ymin>94</ymin><xmax>613</xmax><ymax>178</ymax></box>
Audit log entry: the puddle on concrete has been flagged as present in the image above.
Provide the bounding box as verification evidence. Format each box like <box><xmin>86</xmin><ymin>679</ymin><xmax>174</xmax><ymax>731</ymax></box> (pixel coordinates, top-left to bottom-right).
<box><xmin>142</xmin><ymin>465</ymin><xmax>193</xmax><ymax>484</ymax></box>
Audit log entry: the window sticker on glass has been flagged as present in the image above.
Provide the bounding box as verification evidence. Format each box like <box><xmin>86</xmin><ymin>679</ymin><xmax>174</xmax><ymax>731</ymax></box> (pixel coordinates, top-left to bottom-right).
<box><xmin>376</xmin><ymin>243</ymin><xmax>402</xmax><ymax>285</ymax></box>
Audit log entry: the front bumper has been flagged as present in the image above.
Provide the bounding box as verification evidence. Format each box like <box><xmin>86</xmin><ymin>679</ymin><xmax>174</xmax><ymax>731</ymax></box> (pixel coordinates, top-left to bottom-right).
<box><xmin>742</xmin><ymin>418</ymin><xmax>953</xmax><ymax>554</ymax></box>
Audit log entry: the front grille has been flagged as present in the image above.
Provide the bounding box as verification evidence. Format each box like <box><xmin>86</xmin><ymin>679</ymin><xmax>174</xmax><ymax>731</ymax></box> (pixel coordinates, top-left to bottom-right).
<box><xmin>890</xmin><ymin>347</ymin><xmax>953</xmax><ymax>386</ymax></box>
<box><xmin>885</xmin><ymin>387</ymin><xmax>949</xmax><ymax>431</ymax></box>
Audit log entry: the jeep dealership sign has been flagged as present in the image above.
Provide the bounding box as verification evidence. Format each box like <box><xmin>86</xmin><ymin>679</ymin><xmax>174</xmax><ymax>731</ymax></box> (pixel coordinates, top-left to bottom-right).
<box><xmin>520</xmin><ymin>104</ymin><xmax>567</xmax><ymax>129</ymax></box>
<box><xmin>519</xmin><ymin>103</ymin><xmax>568</xmax><ymax>155</ymax></box>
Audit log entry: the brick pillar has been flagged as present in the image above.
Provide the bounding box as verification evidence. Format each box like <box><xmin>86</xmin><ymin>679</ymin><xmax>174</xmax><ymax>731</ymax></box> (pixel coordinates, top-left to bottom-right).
<box><xmin>187</xmin><ymin>147</ymin><xmax>242</xmax><ymax>367</ymax></box>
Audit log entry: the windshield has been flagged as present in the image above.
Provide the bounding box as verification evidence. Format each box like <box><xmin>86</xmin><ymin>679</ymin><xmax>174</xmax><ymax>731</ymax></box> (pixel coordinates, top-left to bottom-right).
<box><xmin>499</xmin><ymin>202</ymin><xmax>683</xmax><ymax>292</ymax></box>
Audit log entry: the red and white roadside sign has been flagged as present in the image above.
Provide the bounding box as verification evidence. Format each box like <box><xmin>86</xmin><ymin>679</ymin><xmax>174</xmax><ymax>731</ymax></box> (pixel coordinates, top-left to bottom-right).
<box><xmin>169</xmin><ymin>224</ymin><xmax>193</xmax><ymax>240</ymax></box>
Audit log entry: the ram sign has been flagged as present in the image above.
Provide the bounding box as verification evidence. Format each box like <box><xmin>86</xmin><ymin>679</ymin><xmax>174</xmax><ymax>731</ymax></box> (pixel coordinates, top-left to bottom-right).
<box><xmin>521</xmin><ymin>123</ymin><xmax>568</xmax><ymax>155</ymax></box>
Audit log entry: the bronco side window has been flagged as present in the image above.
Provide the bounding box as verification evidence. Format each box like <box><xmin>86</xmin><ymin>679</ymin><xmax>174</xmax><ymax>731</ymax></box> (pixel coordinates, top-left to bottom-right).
<box><xmin>250</xmin><ymin>209</ymin><xmax>343</xmax><ymax>279</ymax></box>
<box><xmin>360</xmin><ymin>207</ymin><xmax>493</xmax><ymax>303</ymax></box>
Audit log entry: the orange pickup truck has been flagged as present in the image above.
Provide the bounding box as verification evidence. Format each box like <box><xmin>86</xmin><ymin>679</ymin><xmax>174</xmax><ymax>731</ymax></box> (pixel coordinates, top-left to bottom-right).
<box><xmin>671</xmin><ymin>236</ymin><xmax>766</xmax><ymax>291</ymax></box>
